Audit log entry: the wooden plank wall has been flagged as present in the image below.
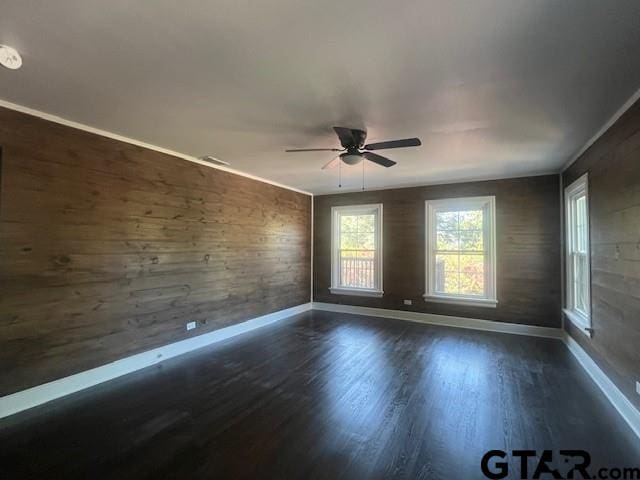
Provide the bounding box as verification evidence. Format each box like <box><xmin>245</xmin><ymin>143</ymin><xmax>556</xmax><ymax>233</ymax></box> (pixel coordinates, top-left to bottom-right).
<box><xmin>314</xmin><ymin>175</ymin><xmax>561</xmax><ymax>328</ymax></box>
<box><xmin>0</xmin><ymin>107</ymin><xmax>311</xmax><ymax>396</ymax></box>
<box><xmin>563</xmin><ymin>98</ymin><xmax>640</xmax><ymax>410</ymax></box>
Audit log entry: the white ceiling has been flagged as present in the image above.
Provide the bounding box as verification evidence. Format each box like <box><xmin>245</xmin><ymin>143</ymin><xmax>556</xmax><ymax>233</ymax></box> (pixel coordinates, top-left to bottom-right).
<box><xmin>1</xmin><ymin>1</ymin><xmax>639</xmax><ymax>194</ymax></box>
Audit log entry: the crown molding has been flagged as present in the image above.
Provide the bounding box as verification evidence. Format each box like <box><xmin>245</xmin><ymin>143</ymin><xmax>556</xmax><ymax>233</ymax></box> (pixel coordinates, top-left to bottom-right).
<box><xmin>313</xmin><ymin>170</ymin><xmax>559</xmax><ymax>196</ymax></box>
<box><xmin>562</xmin><ymin>86</ymin><xmax>640</xmax><ymax>172</ymax></box>
<box><xmin>0</xmin><ymin>98</ymin><xmax>312</xmax><ymax>196</ymax></box>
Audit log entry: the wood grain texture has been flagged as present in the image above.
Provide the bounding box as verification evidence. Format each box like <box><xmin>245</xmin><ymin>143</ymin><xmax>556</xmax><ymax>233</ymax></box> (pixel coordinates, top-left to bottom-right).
<box><xmin>563</xmin><ymin>98</ymin><xmax>640</xmax><ymax>410</ymax></box>
<box><xmin>314</xmin><ymin>175</ymin><xmax>561</xmax><ymax>328</ymax></box>
<box><xmin>0</xmin><ymin>106</ymin><xmax>311</xmax><ymax>396</ymax></box>
<box><xmin>1</xmin><ymin>311</ymin><xmax>638</xmax><ymax>479</ymax></box>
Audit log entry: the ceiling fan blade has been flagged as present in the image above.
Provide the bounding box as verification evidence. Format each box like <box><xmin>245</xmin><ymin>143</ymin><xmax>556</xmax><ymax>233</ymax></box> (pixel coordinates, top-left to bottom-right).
<box><xmin>321</xmin><ymin>156</ymin><xmax>340</xmax><ymax>170</ymax></box>
<box><xmin>364</xmin><ymin>137</ymin><xmax>422</xmax><ymax>150</ymax></box>
<box><xmin>333</xmin><ymin>127</ymin><xmax>356</xmax><ymax>148</ymax></box>
<box><xmin>285</xmin><ymin>148</ymin><xmax>342</xmax><ymax>152</ymax></box>
<box><xmin>363</xmin><ymin>151</ymin><xmax>396</xmax><ymax>167</ymax></box>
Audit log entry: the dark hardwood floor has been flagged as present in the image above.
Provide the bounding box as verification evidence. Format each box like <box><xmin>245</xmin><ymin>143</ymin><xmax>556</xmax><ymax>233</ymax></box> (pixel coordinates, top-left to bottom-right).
<box><xmin>1</xmin><ymin>311</ymin><xmax>638</xmax><ymax>479</ymax></box>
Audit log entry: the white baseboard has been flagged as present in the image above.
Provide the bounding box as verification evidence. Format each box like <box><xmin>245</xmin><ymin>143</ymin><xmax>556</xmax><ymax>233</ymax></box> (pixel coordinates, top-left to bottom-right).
<box><xmin>311</xmin><ymin>302</ymin><xmax>565</xmax><ymax>339</ymax></box>
<box><xmin>563</xmin><ymin>334</ymin><xmax>640</xmax><ymax>440</ymax></box>
<box><xmin>0</xmin><ymin>303</ymin><xmax>311</xmax><ymax>420</ymax></box>
<box><xmin>313</xmin><ymin>302</ymin><xmax>640</xmax><ymax>440</ymax></box>
<box><xmin>5</xmin><ymin>300</ymin><xmax>638</xmax><ymax>443</ymax></box>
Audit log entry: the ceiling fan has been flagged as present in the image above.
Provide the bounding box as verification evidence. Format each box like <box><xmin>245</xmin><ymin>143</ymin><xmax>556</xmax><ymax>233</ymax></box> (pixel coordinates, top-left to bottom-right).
<box><xmin>285</xmin><ymin>127</ymin><xmax>421</xmax><ymax>169</ymax></box>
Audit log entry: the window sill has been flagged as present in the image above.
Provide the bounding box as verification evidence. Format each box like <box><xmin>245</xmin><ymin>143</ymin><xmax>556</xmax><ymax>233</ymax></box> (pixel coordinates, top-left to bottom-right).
<box><xmin>330</xmin><ymin>287</ymin><xmax>384</xmax><ymax>298</ymax></box>
<box><xmin>422</xmin><ymin>294</ymin><xmax>498</xmax><ymax>308</ymax></box>
<box><xmin>563</xmin><ymin>308</ymin><xmax>593</xmax><ymax>337</ymax></box>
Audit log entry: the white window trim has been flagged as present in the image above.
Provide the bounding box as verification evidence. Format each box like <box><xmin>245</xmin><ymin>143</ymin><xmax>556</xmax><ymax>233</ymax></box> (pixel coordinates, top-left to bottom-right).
<box><xmin>423</xmin><ymin>196</ymin><xmax>497</xmax><ymax>308</ymax></box>
<box><xmin>330</xmin><ymin>204</ymin><xmax>383</xmax><ymax>297</ymax></box>
<box><xmin>564</xmin><ymin>173</ymin><xmax>592</xmax><ymax>337</ymax></box>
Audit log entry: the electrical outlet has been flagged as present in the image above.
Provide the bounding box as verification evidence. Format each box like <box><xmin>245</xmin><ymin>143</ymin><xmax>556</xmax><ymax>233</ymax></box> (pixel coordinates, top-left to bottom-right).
<box><xmin>403</xmin><ymin>299</ymin><xmax>412</xmax><ymax>306</ymax></box>
<box><xmin>186</xmin><ymin>321</ymin><xmax>197</xmax><ymax>331</ymax></box>
<box><xmin>636</xmin><ymin>381</ymin><xmax>640</xmax><ymax>396</ymax></box>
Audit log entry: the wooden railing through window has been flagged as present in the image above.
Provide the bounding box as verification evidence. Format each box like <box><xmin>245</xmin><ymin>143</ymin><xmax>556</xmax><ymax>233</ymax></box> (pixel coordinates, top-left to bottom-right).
<box><xmin>339</xmin><ymin>250</ymin><xmax>375</xmax><ymax>289</ymax></box>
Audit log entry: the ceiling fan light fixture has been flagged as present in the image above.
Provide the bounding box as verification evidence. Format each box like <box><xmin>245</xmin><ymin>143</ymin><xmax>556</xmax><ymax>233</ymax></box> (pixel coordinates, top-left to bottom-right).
<box><xmin>340</xmin><ymin>153</ymin><xmax>363</xmax><ymax>165</ymax></box>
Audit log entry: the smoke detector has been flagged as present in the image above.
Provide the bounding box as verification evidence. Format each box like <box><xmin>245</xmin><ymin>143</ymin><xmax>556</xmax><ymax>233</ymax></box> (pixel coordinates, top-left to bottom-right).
<box><xmin>199</xmin><ymin>155</ymin><xmax>230</xmax><ymax>166</ymax></box>
<box><xmin>0</xmin><ymin>45</ymin><xmax>22</xmax><ymax>70</ymax></box>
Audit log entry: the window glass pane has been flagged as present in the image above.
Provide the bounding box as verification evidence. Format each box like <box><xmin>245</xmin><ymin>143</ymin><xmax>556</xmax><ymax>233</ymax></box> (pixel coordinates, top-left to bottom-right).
<box><xmin>576</xmin><ymin>196</ymin><xmax>585</xmax><ymax>227</ymax></box>
<box><xmin>436</xmin><ymin>211</ymin><xmax>458</xmax><ymax>231</ymax></box>
<box><xmin>459</xmin><ymin>210</ymin><xmax>483</xmax><ymax>230</ymax></box>
<box><xmin>340</xmin><ymin>215</ymin><xmax>358</xmax><ymax>233</ymax></box>
<box><xmin>340</xmin><ymin>251</ymin><xmax>356</xmax><ymax>286</ymax></box>
<box><xmin>340</xmin><ymin>249</ymin><xmax>375</xmax><ymax>289</ymax></box>
<box><xmin>575</xmin><ymin>195</ymin><xmax>587</xmax><ymax>253</ymax></box>
<box><xmin>357</xmin><ymin>232</ymin><xmax>375</xmax><ymax>250</ymax></box>
<box><xmin>357</xmin><ymin>214</ymin><xmax>375</xmax><ymax>233</ymax></box>
<box><xmin>435</xmin><ymin>268</ymin><xmax>459</xmax><ymax>294</ymax></box>
<box><xmin>340</xmin><ymin>232</ymin><xmax>358</xmax><ymax>250</ymax></box>
<box><xmin>574</xmin><ymin>254</ymin><xmax>588</xmax><ymax>313</ymax></box>
<box><xmin>436</xmin><ymin>253</ymin><xmax>459</xmax><ymax>272</ymax></box>
<box><xmin>565</xmin><ymin>178</ymin><xmax>591</xmax><ymax>321</ymax></box>
<box><xmin>459</xmin><ymin>272</ymin><xmax>484</xmax><ymax>295</ymax></box>
<box><xmin>576</xmin><ymin>224</ymin><xmax>585</xmax><ymax>252</ymax></box>
<box><xmin>430</xmin><ymin>200</ymin><xmax>492</xmax><ymax>300</ymax></box>
<box><xmin>436</xmin><ymin>231</ymin><xmax>459</xmax><ymax>251</ymax></box>
<box><xmin>459</xmin><ymin>254</ymin><xmax>484</xmax><ymax>276</ymax></box>
<box><xmin>459</xmin><ymin>231</ymin><xmax>483</xmax><ymax>251</ymax></box>
<box><xmin>336</xmin><ymin>210</ymin><xmax>379</xmax><ymax>290</ymax></box>
<box><xmin>459</xmin><ymin>255</ymin><xmax>484</xmax><ymax>297</ymax></box>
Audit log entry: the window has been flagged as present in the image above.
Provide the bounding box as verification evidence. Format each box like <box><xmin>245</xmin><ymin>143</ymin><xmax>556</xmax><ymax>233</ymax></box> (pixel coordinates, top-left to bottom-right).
<box><xmin>564</xmin><ymin>174</ymin><xmax>591</xmax><ymax>334</ymax></box>
<box><xmin>330</xmin><ymin>204</ymin><xmax>383</xmax><ymax>297</ymax></box>
<box><xmin>424</xmin><ymin>196</ymin><xmax>497</xmax><ymax>307</ymax></box>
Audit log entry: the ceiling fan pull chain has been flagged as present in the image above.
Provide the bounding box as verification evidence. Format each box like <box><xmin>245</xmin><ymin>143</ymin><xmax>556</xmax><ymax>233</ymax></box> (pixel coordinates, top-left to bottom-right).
<box><xmin>362</xmin><ymin>160</ymin><xmax>365</xmax><ymax>191</ymax></box>
<box><xmin>338</xmin><ymin>157</ymin><xmax>342</xmax><ymax>188</ymax></box>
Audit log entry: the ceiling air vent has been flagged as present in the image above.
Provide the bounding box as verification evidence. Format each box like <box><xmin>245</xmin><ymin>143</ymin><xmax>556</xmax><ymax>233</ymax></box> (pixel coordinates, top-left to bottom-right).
<box><xmin>199</xmin><ymin>155</ymin><xmax>230</xmax><ymax>166</ymax></box>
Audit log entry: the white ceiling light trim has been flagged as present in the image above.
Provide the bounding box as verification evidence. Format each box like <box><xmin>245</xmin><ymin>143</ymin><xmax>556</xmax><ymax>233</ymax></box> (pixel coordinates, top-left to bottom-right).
<box><xmin>0</xmin><ymin>98</ymin><xmax>312</xmax><ymax>196</ymax></box>
<box><xmin>0</xmin><ymin>45</ymin><xmax>22</xmax><ymax>70</ymax></box>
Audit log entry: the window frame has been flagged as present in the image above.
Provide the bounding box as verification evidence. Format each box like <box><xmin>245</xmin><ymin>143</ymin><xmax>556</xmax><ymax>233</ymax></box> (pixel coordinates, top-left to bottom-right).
<box><xmin>423</xmin><ymin>196</ymin><xmax>497</xmax><ymax>308</ymax></box>
<box><xmin>330</xmin><ymin>204</ymin><xmax>384</xmax><ymax>297</ymax></box>
<box><xmin>563</xmin><ymin>173</ymin><xmax>592</xmax><ymax>335</ymax></box>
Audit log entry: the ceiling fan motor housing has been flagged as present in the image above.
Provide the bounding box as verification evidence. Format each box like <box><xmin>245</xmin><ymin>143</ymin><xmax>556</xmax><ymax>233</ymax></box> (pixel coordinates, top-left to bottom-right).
<box><xmin>350</xmin><ymin>129</ymin><xmax>367</xmax><ymax>149</ymax></box>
